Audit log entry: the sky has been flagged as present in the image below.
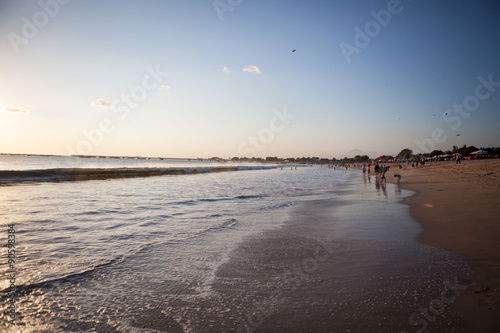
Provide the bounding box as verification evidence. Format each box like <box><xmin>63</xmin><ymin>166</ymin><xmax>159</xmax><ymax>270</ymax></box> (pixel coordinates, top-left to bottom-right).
<box><xmin>1</xmin><ymin>0</ymin><xmax>499</xmax><ymax>159</ymax></box>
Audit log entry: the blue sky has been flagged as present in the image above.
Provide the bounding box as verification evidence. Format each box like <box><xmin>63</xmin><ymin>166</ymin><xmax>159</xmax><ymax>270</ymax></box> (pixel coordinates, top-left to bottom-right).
<box><xmin>1</xmin><ymin>0</ymin><xmax>499</xmax><ymax>158</ymax></box>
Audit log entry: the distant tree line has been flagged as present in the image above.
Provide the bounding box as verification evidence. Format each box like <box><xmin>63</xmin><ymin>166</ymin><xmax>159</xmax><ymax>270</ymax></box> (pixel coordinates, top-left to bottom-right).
<box><xmin>394</xmin><ymin>145</ymin><xmax>500</xmax><ymax>160</ymax></box>
<box><xmin>224</xmin><ymin>145</ymin><xmax>500</xmax><ymax>164</ymax></box>
<box><xmin>230</xmin><ymin>156</ymin><xmax>335</xmax><ymax>164</ymax></box>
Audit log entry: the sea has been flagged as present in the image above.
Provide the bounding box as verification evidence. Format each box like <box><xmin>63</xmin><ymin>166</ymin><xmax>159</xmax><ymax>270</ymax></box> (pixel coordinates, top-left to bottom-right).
<box><xmin>0</xmin><ymin>155</ymin><xmax>471</xmax><ymax>332</ymax></box>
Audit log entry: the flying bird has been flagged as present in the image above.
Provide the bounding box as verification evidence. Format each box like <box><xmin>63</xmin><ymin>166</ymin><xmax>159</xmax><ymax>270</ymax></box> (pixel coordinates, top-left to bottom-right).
<box><xmin>292</xmin><ymin>49</ymin><xmax>296</xmax><ymax>52</ymax></box>
<box><xmin>456</xmin><ymin>134</ymin><xmax>460</xmax><ymax>136</ymax></box>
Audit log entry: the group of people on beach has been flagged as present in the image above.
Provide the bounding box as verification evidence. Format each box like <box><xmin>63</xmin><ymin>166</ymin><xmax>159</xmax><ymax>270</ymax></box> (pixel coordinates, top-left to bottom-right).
<box><xmin>329</xmin><ymin>163</ymin><xmax>403</xmax><ymax>184</ymax></box>
<box><xmin>361</xmin><ymin>163</ymin><xmax>402</xmax><ymax>184</ymax></box>
<box><xmin>409</xmin><ymin>159</ymin><xmax>426</xmax><ymax>167</ymax></box>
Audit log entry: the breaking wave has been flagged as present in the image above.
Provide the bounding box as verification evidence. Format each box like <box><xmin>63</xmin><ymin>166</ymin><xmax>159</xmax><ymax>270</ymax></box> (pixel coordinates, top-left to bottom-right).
<box><xmin>0</xmin><ymin>165</ymin><xmax>276</xmax><ymax>185</ymax></box>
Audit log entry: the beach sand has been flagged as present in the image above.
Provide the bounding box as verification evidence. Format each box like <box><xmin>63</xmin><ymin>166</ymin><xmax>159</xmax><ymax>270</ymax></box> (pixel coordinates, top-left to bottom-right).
<box><xmin>201</xmin><ymin>169</ymin><xmax>473</xmax><ymax>332</ymax></box>
<box><xmin>201</xmin><ymin>160</ymin><xmax>500</xmax><ymax>332</ymax></box>
<box><xmin>386</xmin><ymin>159</ymin><xmax>500</xmax><ymax>332</ymax></box>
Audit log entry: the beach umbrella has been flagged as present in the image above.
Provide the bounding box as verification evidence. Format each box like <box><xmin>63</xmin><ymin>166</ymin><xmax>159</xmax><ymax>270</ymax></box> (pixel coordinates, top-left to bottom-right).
<box><xmin>471</xmin><ymin>150</ymin><xmax>488</xmax><ymax>155</ymax></box>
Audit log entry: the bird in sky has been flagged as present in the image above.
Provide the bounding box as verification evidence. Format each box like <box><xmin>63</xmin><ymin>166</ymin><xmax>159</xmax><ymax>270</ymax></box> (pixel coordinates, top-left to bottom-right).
<box><xmin>292</xmin><ymin>49</ymin><xmax>296</xmax><ymax>52</ymax></box>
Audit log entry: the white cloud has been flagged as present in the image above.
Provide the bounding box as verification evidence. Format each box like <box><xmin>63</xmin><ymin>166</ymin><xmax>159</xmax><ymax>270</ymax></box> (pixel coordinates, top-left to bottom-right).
<box><xmin>3</xmin><ymin>106</ymin><xmax>29</xmax><ymax>114</ymax></box>
<box><xmin>242</xmin><ymin>65</ymin><xmax>261</xmax><ymax>74</ymax></box>
<box><xmin>159</xmin><ymin>85</ymin><xmax>171</xmax><ymax>90</ymax></box>
<box><xmin>223</xmin><ymin>66</ymin><xmax>231</xmax><ymax>73</ymax></box>
<box><xmin>91</xmin><ymin>98</ymin><xmax>112</xmax><ymax>108</ymax></box>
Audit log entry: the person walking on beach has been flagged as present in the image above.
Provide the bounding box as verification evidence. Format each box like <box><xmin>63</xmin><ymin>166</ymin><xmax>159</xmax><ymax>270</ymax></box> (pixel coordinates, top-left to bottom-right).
<box><xmin>456</xmin><ymin>154</ymin><xmax>461</xmax><ymax>164</ymax></box>
<box><xmin>381</xmin><ymin>170</ymin><xmax>386</xmax><ymax>183</ymax></box>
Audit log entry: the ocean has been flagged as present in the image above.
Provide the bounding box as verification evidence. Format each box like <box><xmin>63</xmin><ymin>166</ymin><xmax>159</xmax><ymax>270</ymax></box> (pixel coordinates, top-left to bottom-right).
<box><xmin>0</xmin><ymin>155</ymin><xmax>470</xmax><ymax>332</ymax></box>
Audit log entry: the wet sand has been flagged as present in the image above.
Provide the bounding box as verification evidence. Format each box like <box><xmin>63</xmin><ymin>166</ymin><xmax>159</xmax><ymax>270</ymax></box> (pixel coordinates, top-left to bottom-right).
<box><xmin>385</xmin><ymin>159</ymin><xmax>500</xmax><ymax>332</ymax></box>
<box><xmin>207</xmin><ymin>176</ymin><xmax>471</xmax><ymax>332</ymax></box>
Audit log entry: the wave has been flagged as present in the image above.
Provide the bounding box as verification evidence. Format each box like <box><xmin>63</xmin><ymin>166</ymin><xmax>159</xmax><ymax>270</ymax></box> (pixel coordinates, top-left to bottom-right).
<box><xmin>203</xmin><ymin>218</ymin><xmax>238</xmax><ymax>234</ymax></box>
<box><xmin>235</xmin><ymin>194</ymin><xmax>268</xmax><ymax>200</ymax></box>
<box><xmin>260</xmin><ymin>201</ymin><xmax>294</xmax><ymax>210</ymax></box>
<box><xmin>0</xmin><ymin>256</ymin><xmax>125</xmax><ymax>297</ymax></box>
<box><xmin>0</xmin><ymin>166</ymin><xmax>274</xmax><ymax>185</ymax></box>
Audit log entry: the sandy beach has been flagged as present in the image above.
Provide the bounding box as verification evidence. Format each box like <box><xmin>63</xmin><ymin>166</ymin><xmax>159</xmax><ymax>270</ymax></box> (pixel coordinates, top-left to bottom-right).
<box><xmin>386</xmin><ymin>159</ymin><xmax>500</xmax><ymax>332</ymax></box>
<box><xmin>207</xmin><ymin>160</ymin><xmax>500</xmax><ymax>332</ymax></box>
<box><xmin>202</xmin><ymin>166</ymin><xmax>472</xmax><ymax>332</ymax></box>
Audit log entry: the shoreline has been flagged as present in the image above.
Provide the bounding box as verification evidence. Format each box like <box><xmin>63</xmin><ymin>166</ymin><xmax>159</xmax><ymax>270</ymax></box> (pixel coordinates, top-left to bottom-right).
<box><xmin>384</xmin><ymin>159</ymin><xmax>500</xmax><ymax>332</ymax></box>
<box><xmin>209</xmin><ymin>168</ymin><xmax>471</xmax><ymax>332</ymax></box>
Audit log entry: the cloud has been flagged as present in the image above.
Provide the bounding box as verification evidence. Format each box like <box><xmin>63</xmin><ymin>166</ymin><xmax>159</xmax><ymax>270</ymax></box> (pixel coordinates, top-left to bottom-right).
<box><xmin>242</xmin><ymin>65</ymin><xmax>261</xmax><ymax>74</ymax></box>
<box><xmin>222</xmin><ymin>66</ymin><xmax>231</xmax><ymax>73</ymax></box>
<box><xmin>159</xmin><ymin>85</ymin><xmax>171</xmax><ymax>90</ymax></box>
<box><xmin>3</xmin><ymin>106</ymin><xmax>29</xmax><ymax>114</ymax></box>
<box><xmin>91</xmin><ymin>98</ymin><xmax>112</xmax><ymax>108</ymax></box>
